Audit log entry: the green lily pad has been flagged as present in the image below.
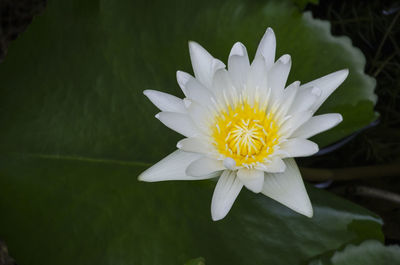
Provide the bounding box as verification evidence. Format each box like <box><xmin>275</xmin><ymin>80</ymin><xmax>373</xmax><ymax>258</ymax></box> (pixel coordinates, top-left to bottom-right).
<box><xmin>0</xmin><ymin>0</ymin><xmax>375</xmax><ymax>163</ymax></box>
<box><xmin>309</xmin><ymin>240</ymin><xmax>400</xmax><ymax>265</ymax></box>
<box><xmin>0</xmin><ymin>154</ymin><xmax>383</xmax><ymax>265</ymax></box>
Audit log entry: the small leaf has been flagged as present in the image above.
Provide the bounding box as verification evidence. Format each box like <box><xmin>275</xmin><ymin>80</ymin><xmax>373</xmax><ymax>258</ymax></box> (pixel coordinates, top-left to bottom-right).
<box><xmin>309</xmin><ymin>240</ymin><xmax>400</xmax><ymax>265</ymax></box>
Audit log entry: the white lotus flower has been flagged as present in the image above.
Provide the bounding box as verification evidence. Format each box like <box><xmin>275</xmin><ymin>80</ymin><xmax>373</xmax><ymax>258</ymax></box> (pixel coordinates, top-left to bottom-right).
<box><xmin>139</xmin><ymin>28</ymin><xmax>348</xmax><ymax>221</ymax></box>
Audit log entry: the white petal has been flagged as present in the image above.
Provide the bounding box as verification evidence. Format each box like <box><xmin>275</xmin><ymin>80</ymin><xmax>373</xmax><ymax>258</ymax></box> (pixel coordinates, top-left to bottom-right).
<box><xmin>247</xmin><ymin>56</ymin><xmax>268</xmax><ymax>101</ymax></box>
<box><xmin>189</xmin><ymin>41</ymin><xmax>225</xmax><ymax>88</ymax></box>
<box><xmin>255</xmin><ymin>27</ymin><xmax>276</xmax><ymax>70</ymax></box>
<box><xmin>280</xmin><ymin>110</ymin><xmax>313</xmax><ymax>137</ymax></box>
<box><xmin>288</xmin><ymin>86</ymin><xmax>321</xmax><ymax>115</ymax></box>
<box><xmin>186</xmin><ymin>157</ymin><xmax>224</xmax><ymax>177</ymax></box>
<box><xmin>280</xmin><ymin>139</ymin><xmax>319</xmax><ymax>157</ymax></box>
<box><xmin>176</xmin><ymin>71</ymin><xmax>192</xmax><ymax>97</ymax></box>
<box><xmin>223</xmin><ymin>157</ymin><xmax>236</xmax><ymax>170</ymax></box>
<box><xmin>275</xmin><ymin>81</ymin><xmax>299</xmax><ymax>119</ymax></box>
<box><xmin>185</xmin><ymin>77</ymin><xmax>214</xmax><ymax>106</ymax></box>
<box><xmin>300</xmin><ymin>69</ymin><xmax>349</xmax><ymax>112</ymax></box>
<box><xmin>143</xmin><ymin>90</ymin><xmax>186</xmax><ymax>113</ymax></box>
<box><xmin>138</xmin><ymin>150</ymin><xmax>215</xmax><ymax>182</ymax></box>
<box><xmin>237</xmin><ymin>168</ymin><xmax>264</xmax><ymax>193</ymax></box>
<box><xmin>292</xmin><ymin>113</ymin><xmax>343</xmax><ymax>139</ymax></box>
<box><xmin>185</xmin><ymin>100</ymin><xmax>212</xmax><ymax>133</ymax></box>
<box><xmin>212</xmin><ymin>69</ymin><xmax>236</xmax><ymax>103</ymax></box>
<box><xmin>261</xmin><ymin>158</ymin><xmax>313</xmax><ymax>217</ymax></box>
<box><xmin>156</xmin><ymin>112</ymin><xmax>199</xmax><ymax>138</ymax></box>
<box><xmin>256</xmin><ymin>156</ymin><xmax>286</xmax><ymax>173</ymax></box>
<box><xmin>228</xmin><ymin>42</ymin><xmax>250</xmax><ymax>89</ymax></box>
<box><xmin>229</xmin><ymin>42</ymin><xmax>247</xmax><ymax>57</ymax></box>
<box><xmin>211</xmin><ymin>170</ymin><xmax>243</xmax><ymax>221</ymax></box>
<box><xmin>268</xmin><ymin>54</ymin><xmax>292</xmax><ymax>103</ymax></box>
<box><xmin>177</xmin><ymin>137</ymin><xmax>214</xmax><ymax>154</ymax></box>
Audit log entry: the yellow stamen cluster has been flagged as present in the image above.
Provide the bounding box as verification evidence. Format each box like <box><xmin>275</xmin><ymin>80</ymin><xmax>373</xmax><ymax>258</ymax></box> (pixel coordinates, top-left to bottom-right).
<box><xmin>212</xmin><ymin>101</ymin><xmax>280</xmax><ymax>167</ymax></box>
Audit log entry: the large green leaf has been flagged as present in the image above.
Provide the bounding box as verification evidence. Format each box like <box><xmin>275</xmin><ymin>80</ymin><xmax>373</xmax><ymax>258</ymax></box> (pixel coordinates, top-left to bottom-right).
<box><xmin>0</xmin><ymin>0</ymin><xmax>375</xmax><ymax>163</ymax></box>
<box><xmin>309</xmin><ymin>240</ymin><xmax>400</xmax><ymax>265</ymax></box>
<box><xmin>0</xmin><ymin>154</ymin><xmax>383</xmax><ymax>265</ymax></box>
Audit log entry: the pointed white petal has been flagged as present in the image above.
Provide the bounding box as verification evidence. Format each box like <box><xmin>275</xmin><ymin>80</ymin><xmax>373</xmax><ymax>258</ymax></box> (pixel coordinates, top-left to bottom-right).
<box><xmin>185</xmin><ymin>100</ymin><xmax>212</xmax><ymax>133</ymax></box>
<box><xmin>292</xmin><ymin>113</ymin><xmax>343</xmax><ymax>139</ymax></box>
<box><xmin>185</xmin><ymin>77</ymin><xmax>214</xmax><ymax>106</ymax></box>
<box><xmin>138</xmin><ymin>150</ymin><xmax>216</xmax><ymax>182</ymax></box>
<box><xmin>156</xmin><ymin>112</ymin><xmax>199</xmax><ymax>138</ymax></box>
<box><xmin>237</xmin><ymin>168</ymin><xmax>264</xmax><ymax>193</ymax></box>
<box><xmin>143</xmin><ymin>90</ymin><xmax>186</xmax><ymax>113</ymax></box>
<box><xmin>212</xmin><ymin>68</ymin><xmax>236</xmax><ymax>104</ymax></box>
<box><xmin>275</xmin><ymin>81</ymin><xmax>299</xmax><ymax>119</ymax></box>
<box><xmin>176</xmin><ymin>71</ymin><xmax>192</xmax><ymax>97</ymax></box>
<box><xmin>247</xmin><ymin>56</ymin><xmax>268</xmax><ymax>100</ymax></box>
<box><xmin>228</xmin><ymin>42</ymin><xmax>250</xmax><ymax>89</ymax></box>
<box><xmin>256</xmin><ymin>156</ymin><xmax>286</xmax><ymax>173</ymax></box>
<box><xmin>280</xmin><ymin>139</ymin><xmax>319</xmax><ymax>157</ymax></box>
<box><xmin>262</xmin><ymin>158</ymin><xmax>313</xmax><ymax>217</ymax></box>
<box><xmin>189</xmin><ymin>41</ymin><xmax>225</xmax><ymax>88</ymax></box>
<box><xmin>177</xmin><ymin>137</ymin><xmax>214</xmax><ymax>154</ymax></box>
<box><xmin>255</xmin><ymin>27</ymin><xmax>276</xmax><ymax>70</ymax></box>
<box><xmin>268</xmin><ymin>54</ymin><xmax>292</xmax><ymax>103</ymax></box>
<box><xmin>211</xmin><ymin>170</ymin><xmax>243</xmax><ymax>221</ymax></box>
<box><xmin>300</xmin><ymin>69</ymin><xmax>349</xmax><ymax>112</ymax></box>
<box><xmin>229</xmin><ymin>42</ymin><xmax>247</xmax><ymax>57</ymax></box>
<box><xmin>186</xmin><ymin>157</ymin><xmax>224</xmax><ymax>177</ymax></box>
<box><xmin>280</xmin><ymin>110</ymin><xmax>313</xmax><ymax>137</ymax></box>
<box><xmin>288</xmin><ymin>86</ymin><xmax>321</xmax><ymax>115</ymax></box>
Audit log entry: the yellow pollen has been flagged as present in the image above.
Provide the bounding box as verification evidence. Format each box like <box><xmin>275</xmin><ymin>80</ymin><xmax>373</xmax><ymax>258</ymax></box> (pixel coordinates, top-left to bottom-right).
<box><xmin>212</xmin><ymin>101</ymin><xmax>280</xmax><ymax>167</ymax></box>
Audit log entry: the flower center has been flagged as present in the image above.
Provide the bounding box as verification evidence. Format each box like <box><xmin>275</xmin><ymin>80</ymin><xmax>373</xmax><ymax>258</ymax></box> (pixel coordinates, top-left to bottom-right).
<box><xmin>212</xmin><ymin>101</ymin><xmax>280</xmax><ymax>167</ymax></box>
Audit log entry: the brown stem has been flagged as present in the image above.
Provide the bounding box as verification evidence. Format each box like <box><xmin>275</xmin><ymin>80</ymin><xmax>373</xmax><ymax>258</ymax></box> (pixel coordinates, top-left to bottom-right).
<box><xmin>353</xmin><ymin>186</ymin><xmax>400</xmax><ymax>204</ymax></box>
<box><xmin>300</xmin><ymin>164</ymin><xmax>400</xmax><ymax>182</ymax></box>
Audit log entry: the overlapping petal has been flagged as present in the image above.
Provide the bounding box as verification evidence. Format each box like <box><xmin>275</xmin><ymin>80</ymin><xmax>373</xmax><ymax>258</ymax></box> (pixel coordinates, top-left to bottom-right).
<box><xmin>155</xmin><ymin>112</ymin><xmax>199</xmax><ymax>138</ymax></box>
<box><xmin>300</xmin><ymin>69</ymin><xmax>349</xmax><ymax>113</ymax></box>
<box><xmin>177</xmin><ymin>137</ymin><xmax>214</xmax><ymax>154</ymax></box>
<box><xmin>144</xmin><ymin>90</ymin><xmax>186</xmax><ymax>113</ymax></box>
<box><xmin>255</xmin><ymin>27</ymin><xmax>276</xmax><ymax>70</ymax></box>
<box><xmin>189</xmin><ymin>41</ymin><xmax>225</xmax><ymax>88</ymax></box>
<box><xmin>211</xmin><ymin>170</ymin><xmax>243</xmax><ymax>221</ymax></box>
<box><xmin>237</xmin><ymin>168</ymin><xmax>264</xmax><ymax>193</ymax></box>
<box><xmin>176</xmin><ymin>70</ymin><xmax>192</xmax><ymax>97</ymax></box>
<box><xmin>186</xmin><ymin>157</ymin><xmax>224</xmax><ymax>177</ymax></box>
<box><xmin>262</xmin><ymin>158</ymin><xmax>313</xmax><ymax>217</ymax></box>
<box><xmin>228</xmin><ymin>42</ymin><xmax>250</xmax><ymax>89</ymax></box>
<box><xmin>139</xmin><ymin>150</ymin><xmax>215</xmax><ymax>182</ymax></box>
<box><xmin>267</xmin><ymin>54</ymin><xmax>292</xmax><ymax>103</ymax></box>
<box><xmin>292</xmin><ymin>113</ymin><xmax>343</xmax><ymax>138</ymax></box>
<box><xmin>280</xmin><ymin>139</ymin><xmax>319</xmax><ymax>157</ymax></box>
